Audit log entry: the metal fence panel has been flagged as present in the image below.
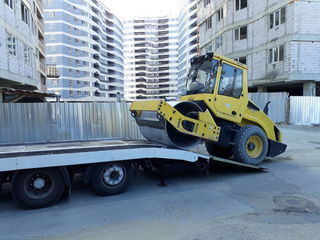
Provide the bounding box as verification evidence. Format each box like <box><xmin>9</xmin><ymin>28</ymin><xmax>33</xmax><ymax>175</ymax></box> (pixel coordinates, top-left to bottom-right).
<box><xmin>0</xmin><ymin>102</ymin><xmax>143</xmax><ymax>145</ymax></box>
<box><xmin>249</xmin><ymin>92</ymin><xmax>289</xmax><ymax>123</ymax></box>
<box><xmin>289</xmin><ymin>96</ymin><xmax>320</xmax><ymax>125</ymax></box>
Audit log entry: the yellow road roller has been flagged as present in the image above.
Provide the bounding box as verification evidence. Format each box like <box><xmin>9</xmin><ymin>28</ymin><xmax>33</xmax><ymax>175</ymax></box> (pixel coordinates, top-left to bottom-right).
<box><xmin>130</xmin><ymin>53</ymin><xmax>287</xmax><ymax>165</ymax></box>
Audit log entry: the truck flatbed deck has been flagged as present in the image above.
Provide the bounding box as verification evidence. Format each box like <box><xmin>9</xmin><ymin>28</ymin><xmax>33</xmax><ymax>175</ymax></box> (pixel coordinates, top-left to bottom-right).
<box><xmin>0</xmin><ymin>139</ymin><xmax>263</xmax><ymax>172</ymax></box>
<box><xmin>0</xmin><ymin>139</ymin><xmax>263</xmax><ymax>209</ymax></box>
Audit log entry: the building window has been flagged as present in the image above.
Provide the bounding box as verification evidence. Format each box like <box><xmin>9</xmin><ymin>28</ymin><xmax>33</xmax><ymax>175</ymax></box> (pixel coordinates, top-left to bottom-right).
<box><xmin>77</xmin><ymin>80</ymin><xmax>81</xmax><ymax>85</ymax></box>
<box><xmin>69</xmin><ymin>90</ymin><xmax>73</xmax><ymax>97</ymax></box>
<box><xmin>217</xmin><ymin>7</ymin><xmax>224</xmax><ymax>22</ymax></box>
<box><xmin>270</xmin><ymin>7</ymin><xmax>286</xmax><ymax>29</ymax></box>
<box><xmin>85</xmin><ymin>91</ymin><xmax>89</xmax><ymax>96</ymax></box>
<box><xmin>205</xmin><ymin>17</ymin><xmax>212</xmax><ymax>30</ymax></box>
<box><xmin>4</xmin><ymin>0</ymin><xmax>14</xmax><ymax>9</ymax></box>
<box><xmin>52</xmin><ymin>79</ymin><xmax>59</xmax><ymax>85</ymax></box>
<box><xmin>84</xmin><ymin>81</ymin><xmax>89</xmax><ymax>86</ymax></box>
<box><xmin>32</xmin><ymin>21</ymin><xmax>36</xmax><ymax>35</ymax></box>
<box><xmin>215</xmin><ymin>35</ymin><xmax>222</xmax><ymax>49</ymax></box>
<box><xmin>7</xmin><ymin>33</ymin><xmax>16</xmax><ymax>56</ymax></box>
<box><xmin>235</xmin><ymin>0</ymin><xmax>247</xmax><ymax>11</ymax></box>
<box><xmin>205</xmin><ymin>43</ymin><xmax>212</xmax><ymax>53</ymax></box>
<box><xmin>69</xmin><ymin>69</ymin><xmax>73</xmax><ymax>75</ymax></box>
<box><xmin>234</xmin><ymin>56</ymin><xmax>247</xmax><ymax>65</ymax></box>
<box><xmin>76</xmin><ymin>70</ymin><xmax>80</xmax><ymax>75</ymax></box>
<box><xmin>268</xmin><ymin>45</ymin><xmax>284</xmax><ymax>64</ymax></box>
<box><xmin>204</xmin><ymin>0</ymin><xmax>210</xmax><ymax>8</ymax></box>
<box><xmin>69</xmin><ymin>80</ymin><xmax>73</xmax><ymax>86</ymax></box>
<box><xmin>234</xmin><ymin>26</ymin><xmax>247</xmax><ymax>41</ymax></box>
<box><xmin>77</xmin><ymin>91</ymin><xmax>81</xmax><ymax>96</ymax></box>
<box><xmin>21</xmin><ymin>3</ymin><xmax>31</xmax><ymax>26</ymax></box>
<box><xmin>76</xmin><ymin>60</ymin><xmax>80</xmax><ymax>65</ymax></box>
<box><xmin>23</xmin><ymin>44</ymin><xmax>32</xmax><ymax>64</ymax></box>
<box><xmin>48</xmin><ymin>12</ymin><xmax>55</xmax><ymax>17</ymax></box>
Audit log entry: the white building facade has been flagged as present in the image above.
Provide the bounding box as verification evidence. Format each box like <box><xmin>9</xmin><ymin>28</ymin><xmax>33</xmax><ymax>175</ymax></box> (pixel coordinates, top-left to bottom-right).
<box><xmin>0</xmin><ymin>0</ymin><xmax>46</xmax><ymax>93</ymax></box>
<box><xmin>124</xmin><ymin>17</ymin><xmax>179</xmax><ymax>101</ymax></box>
<box><xmin>44</xmin><ymin>0</ymin><xmax>124</xmax><ymax>101</ymax></box>
<box><xmin>198</xmin><ymin>0</ymin><xmax>320</xmax><ymax>96</ymax></box>
<box><xmin>177</xmin><ymin>0</ymin><xmax>198</xmax><ymax>94</ymax></box>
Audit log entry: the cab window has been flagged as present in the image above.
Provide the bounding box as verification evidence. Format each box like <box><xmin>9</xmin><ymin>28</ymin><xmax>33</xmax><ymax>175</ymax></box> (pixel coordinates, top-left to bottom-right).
<box><xmin>218</xmin><ymin>63</ymin><xmax>243</xmax><ymax>98</ymax></box>
<box><xmin>184</xmin><ymin>59</ymin><xmax>219</xmax><ymax>95</ymax></box>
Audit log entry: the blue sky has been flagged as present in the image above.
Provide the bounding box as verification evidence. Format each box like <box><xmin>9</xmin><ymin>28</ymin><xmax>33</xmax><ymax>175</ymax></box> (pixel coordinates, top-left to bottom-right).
<box><xmin>103</xmin><ymin>0</ymin><xmax>181</xmax><ymax>19</ymax></box>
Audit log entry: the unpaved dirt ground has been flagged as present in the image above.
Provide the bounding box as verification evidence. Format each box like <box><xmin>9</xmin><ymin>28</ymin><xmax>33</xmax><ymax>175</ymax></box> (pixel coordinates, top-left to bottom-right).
<box><xmin>0</xmin><ymin>125</ymin><xmax>320</xmax><ymax>240</ymax></box>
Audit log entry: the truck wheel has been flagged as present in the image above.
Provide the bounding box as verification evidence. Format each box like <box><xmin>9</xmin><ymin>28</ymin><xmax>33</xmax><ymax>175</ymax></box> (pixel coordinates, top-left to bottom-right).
<box><xmin>91</xmin><ymin>162</ymin><xmax>132</xmax><ymax>196</ymax></box>
<box><xmin>232</xmin><ymin>125</ymin><xmax>268</xmax><ymax>165</ymax></box>
<box><xmin>11</xmin><ymin>168</ymin><xmax>65</xmax><ymax>209</ymax></box>
<box><xmin>205</xmin><ymin>142</ymin><xmax>233</xmax><ymax>159</ymax></box>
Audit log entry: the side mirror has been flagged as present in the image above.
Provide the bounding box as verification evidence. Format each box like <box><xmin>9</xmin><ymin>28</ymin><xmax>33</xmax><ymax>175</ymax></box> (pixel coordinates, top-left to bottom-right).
<box><xmin>263</xmin><ymin>101</ymin><xmax>271</xmax><ymax>115</ymax></box>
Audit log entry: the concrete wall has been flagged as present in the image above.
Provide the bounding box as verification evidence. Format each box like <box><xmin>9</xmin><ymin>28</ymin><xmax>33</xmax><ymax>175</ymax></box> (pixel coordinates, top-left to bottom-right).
<box><xmin>197</xmin><ymin>0</ymin><xmax>320</xmax><ymax>95</ymax></box>
<box><xmin>0</xmin><ymin>0</ymin><xmax>41</xmax><ymax>89</ymax></box>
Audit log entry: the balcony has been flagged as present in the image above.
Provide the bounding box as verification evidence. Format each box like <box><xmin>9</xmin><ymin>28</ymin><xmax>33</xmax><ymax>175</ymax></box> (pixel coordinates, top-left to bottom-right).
<box><xmin>93</xmin><ymin>63</ymin><xmax>100</xmax><ymax>70</ymax></box>
<box><xmin>46</xmin><ymin>64</ymin><xmax>59</xmax><ymax>78</ymax></box>
<box><xmin>36</xmin><ymin>0</ymin><xmax>43</xmax><ymax>14</ymax></box>
<box><xmin>36</xmin><ymin>18</ymin><xmax>45</xmax><ymax>35</ymax></box>
<box><xmin>94</xmin><ymin>90</ymin><xmax>101</xmax><ymax>97</ymax></box>
<box><xmin>94</xmin><ymin>81</ymin><xmax>100</xmax><ymax>88</ymax></box>
<box><xmin>37</xmin><ymin>39</ymin><xmax>45</xmax><ymax>55</ymax></box>
<box><xmin>39</xmin><ymin>62</ymin><xmax>46</xmax><ymax>74</ymax></box>
<box><xmin>93</xmin><ymin>54</ymin><xmax>99</xmax><ymax>60</ymax></box>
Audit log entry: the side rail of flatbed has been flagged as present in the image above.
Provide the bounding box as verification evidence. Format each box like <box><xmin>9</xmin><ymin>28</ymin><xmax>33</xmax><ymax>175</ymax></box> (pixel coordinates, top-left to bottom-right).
<box><xmin>0</xmin><ymin>139</ymin><xmax>263</xmax><ymax>209</ymax></box>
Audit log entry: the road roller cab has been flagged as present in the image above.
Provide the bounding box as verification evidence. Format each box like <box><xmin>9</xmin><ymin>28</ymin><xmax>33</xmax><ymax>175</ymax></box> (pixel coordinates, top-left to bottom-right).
<box><xmin>130</xmin><ymin>53</ymin><xmax>287</xmax><ymax>165</ymax></box>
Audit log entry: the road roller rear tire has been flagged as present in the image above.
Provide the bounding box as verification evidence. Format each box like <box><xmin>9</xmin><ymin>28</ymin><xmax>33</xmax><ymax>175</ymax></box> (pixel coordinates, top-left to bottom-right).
<box><xmin>232</xmin><ymin>125</ymin><xmax>268</xmax><ymax>165</ymax></box>
<box><xmin>205</xmin><ymin>142</ymin><xmax>233</xmax><ymax>159</ymax></box>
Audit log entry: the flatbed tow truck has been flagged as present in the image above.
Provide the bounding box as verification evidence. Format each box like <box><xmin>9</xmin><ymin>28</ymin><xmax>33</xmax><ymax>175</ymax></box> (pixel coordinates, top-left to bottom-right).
<box><xmin>0</xmin><ymin>139</ymin><xmax>262</xmax><ymax>209</ymax></box>
<box><xmin>1</xmin><ymin>53</ymin><xmax>285</xmax><ymax>209</ymax></box>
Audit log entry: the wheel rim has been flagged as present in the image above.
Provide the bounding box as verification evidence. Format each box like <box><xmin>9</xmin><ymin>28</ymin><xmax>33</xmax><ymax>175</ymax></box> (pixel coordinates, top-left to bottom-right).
<box><xmin>246</xmin><ymin>135</ymin><xmax>263</xmax><ymax>158</ymax></box>
<box><xmin>23</xmin><ymin>173</ymin><xmax>54</xmax><ymax>200</ymax></box>
<box><xmin>102</xmin><ymin>165</ymin><xmax>125</xmax><ymax>186</ymax></box>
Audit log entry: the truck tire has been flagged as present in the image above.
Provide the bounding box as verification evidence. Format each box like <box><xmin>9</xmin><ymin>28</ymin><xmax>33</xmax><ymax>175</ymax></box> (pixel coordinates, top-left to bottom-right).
<box><xmin>11</xmin><ymin>168</ymin><xmax>65</xmax><ymax>209</ymax></box>
<box><xmin>232</xmin><ymin>125</ymin><xmax>268</xmax><ymax>165</ymax></box>
<box><xmin>205</xmin><ymin>142</ymin><xmax>233</xmax><ymax>159</ymax></box>
<box><xmin>91</xmin><ymin>162</ymin><xmax>132</xmax><ymax>196</ymax></box>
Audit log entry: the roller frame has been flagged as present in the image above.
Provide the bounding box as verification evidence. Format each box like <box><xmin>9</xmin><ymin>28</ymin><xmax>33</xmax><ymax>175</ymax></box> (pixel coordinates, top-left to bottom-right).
<box><xmin>130</xmin><ymin>100</ymin><xmax>221</xmax><ymax>142</ymax></box>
